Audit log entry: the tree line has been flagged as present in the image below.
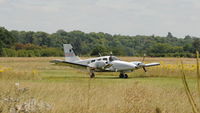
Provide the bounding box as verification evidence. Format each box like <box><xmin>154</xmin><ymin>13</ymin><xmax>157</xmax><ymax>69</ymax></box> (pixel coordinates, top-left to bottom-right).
<box><xmin>0</xmin><ymin>26</ymin><xmax>200</xmax><ymax>57</ymax></box>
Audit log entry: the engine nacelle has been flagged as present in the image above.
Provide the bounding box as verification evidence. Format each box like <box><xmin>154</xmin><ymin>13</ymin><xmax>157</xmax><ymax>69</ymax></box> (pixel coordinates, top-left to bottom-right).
<box><xmin>95</xmin><ymin>61</ymin><xmax>106</xmax><ymax>69</ymax></box>
<box><xmin>88</xmin><ymin>61</ymin><xmax>106</xmax><ymax>69</ymax></box>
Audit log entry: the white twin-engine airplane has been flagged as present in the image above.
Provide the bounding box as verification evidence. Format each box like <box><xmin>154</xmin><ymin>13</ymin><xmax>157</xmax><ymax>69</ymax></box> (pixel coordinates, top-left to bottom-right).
<box><xmin>51</xmin><ymin>44</ymin><xmax>160</xmax><ymax>78</ymax></box>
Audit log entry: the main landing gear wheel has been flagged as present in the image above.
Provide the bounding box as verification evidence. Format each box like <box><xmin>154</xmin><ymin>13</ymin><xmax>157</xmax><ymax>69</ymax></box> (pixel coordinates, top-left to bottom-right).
<box><xmin>119</xmin><ymin>73</ymin><xmax>128</xmax><ymax>78</ymax></box>
<box><xmin>90</xmin><ymin>73</ymin><xmax>95</xmax><ymax>78</ymax></box>
<box><xmin>124</xmin><ymin>74</ymin><xmax>128</xmax><ymax>78</ymax></box>
<box><xmin>119</xmin><ymin>74</ymin><xmax>124</xmax><ymax>78</ymax></box>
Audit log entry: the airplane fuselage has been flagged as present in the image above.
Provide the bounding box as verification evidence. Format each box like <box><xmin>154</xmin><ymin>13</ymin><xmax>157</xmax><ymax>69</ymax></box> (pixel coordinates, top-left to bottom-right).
<box><xmin>72</xmin><ymin>56</ymin><xmax>139</xmax><ymax>72</ymax></box>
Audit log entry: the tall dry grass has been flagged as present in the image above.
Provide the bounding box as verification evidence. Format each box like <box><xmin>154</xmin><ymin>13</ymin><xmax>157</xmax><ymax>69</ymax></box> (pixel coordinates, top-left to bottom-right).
<box><xmin>180</xmin><ymin>51</ymin><xmax>200</xmax><ymax>113</ymax></box>
<box><xmin>0</xmin><ymin>78</ymin><xmax>195</xmax><ymax>113</ymax></box>
<box><xmin>0</xmin><ymin>57</ymin><xmax>199</xmax><ymax>113</ymax></box>
<box><xmin>0</xmin><ymin>82</ymin><xmax>52</xmax><ymax>113</ymax></box>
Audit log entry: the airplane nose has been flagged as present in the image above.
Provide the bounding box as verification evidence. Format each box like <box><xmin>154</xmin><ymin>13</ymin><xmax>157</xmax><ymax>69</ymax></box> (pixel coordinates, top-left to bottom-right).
<box><xmin>135</xmin><ymin>63</ymin><xmax>145</xmax><ymax>68</ymax></box>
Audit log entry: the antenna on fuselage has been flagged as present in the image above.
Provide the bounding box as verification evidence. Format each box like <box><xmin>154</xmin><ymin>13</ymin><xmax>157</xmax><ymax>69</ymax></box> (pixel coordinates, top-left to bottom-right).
<box><xmin>109</xmin><ymin>51</ymin><xmax>113</xmax><ymax>61</ymax></box>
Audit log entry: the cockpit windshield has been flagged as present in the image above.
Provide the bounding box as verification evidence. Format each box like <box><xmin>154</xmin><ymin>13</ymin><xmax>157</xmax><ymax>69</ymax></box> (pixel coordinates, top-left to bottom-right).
<box><xmin>109</xmin><ymin>56</ymin><xmax>120</xmax><ymax>61</ymax></box>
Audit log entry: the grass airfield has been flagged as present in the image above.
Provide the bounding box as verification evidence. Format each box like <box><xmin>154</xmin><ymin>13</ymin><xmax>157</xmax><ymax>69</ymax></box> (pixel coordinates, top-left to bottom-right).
<box><xmin>0</xmin><ymin>57</ymin><xmax>199</xmax><ymax>113</ymax></box>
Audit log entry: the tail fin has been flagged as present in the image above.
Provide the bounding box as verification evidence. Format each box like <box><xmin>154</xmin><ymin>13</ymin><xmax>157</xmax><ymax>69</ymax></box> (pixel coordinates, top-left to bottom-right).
<box><xmin>63</xmin><ymin>44</ymin><xmax>80</xmax><ymax>62</ymax></box>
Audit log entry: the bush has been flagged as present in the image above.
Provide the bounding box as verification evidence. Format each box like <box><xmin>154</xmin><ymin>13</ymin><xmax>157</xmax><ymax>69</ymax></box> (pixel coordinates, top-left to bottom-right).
<box><xmin>2</xmin><ymin>48</ymin><xmax>17</xmax><ymax>57</ymax></box>
<box><xmin>40</xmin><ymin>48</ymin><xmax>63</xmax><ymax>57</ymax></box>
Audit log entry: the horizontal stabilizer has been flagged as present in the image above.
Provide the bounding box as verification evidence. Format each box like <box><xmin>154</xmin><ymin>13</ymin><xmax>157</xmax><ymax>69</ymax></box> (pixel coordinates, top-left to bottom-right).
<box><xmin>50</xmin><ymin>59</ymin><xmax>64</xmax><ymax>63</ymax></box>
<box><xmin>144</xmin><ymin>63</ymin><xmax>160</xmax><ymax>67</ymax></box>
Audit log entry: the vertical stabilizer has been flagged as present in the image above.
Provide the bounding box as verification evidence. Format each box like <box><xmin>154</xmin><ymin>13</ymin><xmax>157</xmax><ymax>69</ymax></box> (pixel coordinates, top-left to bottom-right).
<box><xmin>63</xmin><ymin>44</ymin><xmax>80</xmax><ymax>62</ymax></box>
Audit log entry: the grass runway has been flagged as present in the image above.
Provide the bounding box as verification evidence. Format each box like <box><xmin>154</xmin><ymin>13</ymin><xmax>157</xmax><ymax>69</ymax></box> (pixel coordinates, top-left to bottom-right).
<box><xmin>0</xmin><ymin>57</ymin><xmax>198</xmax><ymax>113</ymax></box>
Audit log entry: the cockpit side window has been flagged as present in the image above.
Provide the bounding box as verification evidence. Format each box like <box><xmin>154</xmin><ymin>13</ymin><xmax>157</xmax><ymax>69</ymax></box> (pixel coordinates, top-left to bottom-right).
<box><xmin>97</xmin><ymin>59</ymin><xmax>101</xmax><ymax>61</ymax></box>
<box><xmin>91</xmin><ymin>60</ymin><xmax>95</xmax><ymax>63</ymax></box>
<box><xmin>113</xmin><ymin>56</ymin><xmax>119</xmax><ymax>60</ymax></box>
<box><xmin>103</xmin><ymin>58</ymin><xmax>107</xmax><ymax>61</ymax></box>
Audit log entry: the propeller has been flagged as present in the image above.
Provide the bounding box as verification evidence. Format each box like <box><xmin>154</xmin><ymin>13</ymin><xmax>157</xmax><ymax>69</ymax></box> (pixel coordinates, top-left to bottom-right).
<box><xmin>142</xmin><ymin>53</ymin><xmax>146</xmax><ymax>62</ymax></box>
<box><xmin>141</xmin><ymin>53</ymin><xmax>147</xmax><ymax>72</ymax></box>
<box><xmin>142</xmin><ymin>67</ymin><xmax>147</xmax><ymax>72</ymax></box>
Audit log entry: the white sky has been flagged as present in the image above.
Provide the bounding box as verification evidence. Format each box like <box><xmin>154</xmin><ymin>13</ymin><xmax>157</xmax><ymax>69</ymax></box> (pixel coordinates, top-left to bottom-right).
<box><xmin>0</xmin><ymin>0</ymin><xmax>200</xmax><ymax>38</ymax></box>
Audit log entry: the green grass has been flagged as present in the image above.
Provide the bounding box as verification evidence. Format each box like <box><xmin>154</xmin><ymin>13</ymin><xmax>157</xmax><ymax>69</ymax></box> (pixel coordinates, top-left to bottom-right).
<box><xmin>41</xmin><ymin>68</ymin><xmax>196</xmax><ymax>90</ymax></box>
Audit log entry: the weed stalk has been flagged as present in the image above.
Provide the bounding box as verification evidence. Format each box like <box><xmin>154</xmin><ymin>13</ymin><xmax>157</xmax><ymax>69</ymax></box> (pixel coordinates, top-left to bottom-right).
<box><xmin>180</xmin><ymin>59</ymin><xmax>199</xmax><ymax>113</ymax></box>
<box><xmin>87</xmin><ymin>78</ymin><xmax>91</xmax><ymax>113</ymax></box>
<box><xmin>196</xmin><ymin>51</ymin><xmax>200</xmax><ymax>104</ymax></box>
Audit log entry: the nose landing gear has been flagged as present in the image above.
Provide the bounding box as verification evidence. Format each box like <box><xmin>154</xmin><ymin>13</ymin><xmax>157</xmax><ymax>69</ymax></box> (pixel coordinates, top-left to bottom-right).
<box><xmin>90</xmin><ymin>72</ymin><xmax>95</xmax><ymax>78</ymax></box>
<box><xmin>89</xmin><ymin>69</ymin><xmax>95</xmax><ymax>78</ymax></box>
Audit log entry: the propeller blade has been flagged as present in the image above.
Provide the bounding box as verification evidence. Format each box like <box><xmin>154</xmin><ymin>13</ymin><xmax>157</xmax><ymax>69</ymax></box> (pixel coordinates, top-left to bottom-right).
<box><xmin>142</xmin><ymin>53</ymin><xmax>146</xmax><ymax>62</ymax></box>
<box><xmin>143</xmin><ymin>67</ymin><xmax>147</xmax><ymax>72</ymax></box>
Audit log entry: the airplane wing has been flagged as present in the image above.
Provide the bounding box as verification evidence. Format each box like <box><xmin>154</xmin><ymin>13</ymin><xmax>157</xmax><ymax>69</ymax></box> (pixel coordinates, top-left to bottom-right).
<box><xmin>144</xmin><ymin>63</ymin><xmax>160</xmax><ymax>67</ymax></box>
<box><xmin>50</xmin><ymin>59</ymin><xmax>113</xmax><ymax>70</ymax></box>
<box><xmin>50</xmin><ymin>59</ymin><xmax>88</xmax><ymax>69</ymax></box>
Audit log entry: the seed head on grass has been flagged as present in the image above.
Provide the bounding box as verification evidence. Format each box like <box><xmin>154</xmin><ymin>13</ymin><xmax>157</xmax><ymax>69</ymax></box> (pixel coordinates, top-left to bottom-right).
<box><xmin>0</xmin><ymin>83</ymin><xmax>52</xmax><ymax>113</ymax></box>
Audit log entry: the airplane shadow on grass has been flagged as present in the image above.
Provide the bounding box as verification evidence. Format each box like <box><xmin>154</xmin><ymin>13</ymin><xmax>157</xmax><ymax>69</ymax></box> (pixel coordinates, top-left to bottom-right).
<box><xmin>94</xmin><ymin>75</ymin><xmax>159</xmax><ymax>79</ymax></box>
<box><xmin>43</xmin><ymin>74</ymin><xmax>160</xmax><ymax>80</ymax></box>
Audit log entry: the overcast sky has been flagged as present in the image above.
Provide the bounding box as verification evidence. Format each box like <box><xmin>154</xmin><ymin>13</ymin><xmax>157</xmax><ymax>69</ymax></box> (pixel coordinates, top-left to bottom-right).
<box><xmin>0</xmin><ymin>0</ymin><xmax>200</xmax><ymax>38</ymax></box>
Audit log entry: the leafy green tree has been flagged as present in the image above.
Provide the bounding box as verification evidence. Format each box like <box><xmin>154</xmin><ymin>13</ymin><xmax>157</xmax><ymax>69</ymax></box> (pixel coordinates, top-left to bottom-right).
<box><xmin>3</xmin><ymin>48</ymin><xmax>17</xmax><ymax>57</ymax></box>
<box><xmin>91</xmin><ymin>45</ymin><xmax>110</xmax><ymax>56</ymax></box>
<box><xmin>0</xmin><ymin>41</ymin><xmax>3</xmax><ymax>56</ymax></box>
<box><xmin>193</xmin><ymin>38</ymin><xmax>200</xmax><ymax>52</ymax></box>
<box><xmin>167</xmin><ymin>32</ymin><xmax>173</xmax><ymax>38</ymax></box>
<box><xmin>148</xmin><ymin>43</ymin><xmax>171</xmax><ymax>53</ymax></box>
<box><xmin>0</xmin><ymin>26</ymin><xmax>200</xmax><ymax>57</ymax></box>
<box><xmin>183</xmin><ymin>44</ymin><xmax>193</xmax><ymax>52</ymax></box>
<box><xmin>0</xmin><ymin>27</ymin><xmax>16</xmax><ymax>48</ymax></box>
<box><xmin>32</xmin><ymin>32</ymin><xmax>50</xmax><ymax>46</ymax></box>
